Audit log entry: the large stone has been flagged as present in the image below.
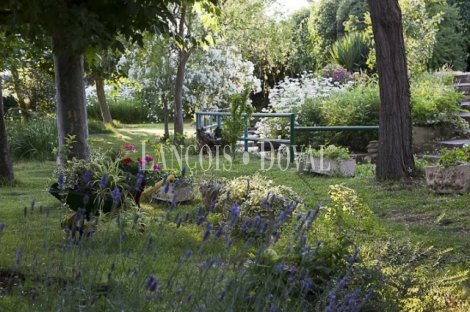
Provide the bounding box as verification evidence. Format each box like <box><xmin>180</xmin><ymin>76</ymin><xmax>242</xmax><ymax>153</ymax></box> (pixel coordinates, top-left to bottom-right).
<box><xmin>298</xmin><ymin>157</ymin><xmax>356</xmax><ymax>177</ymax></box>
<box><xmin>425</xmin><ymin>165</ymin><xmax>470</xmax><ymax>194</ymax></box>
<box><xmin>412</xmin><ymin>126</ymin><xmax>441</xmax><ymax>153</ymax></box>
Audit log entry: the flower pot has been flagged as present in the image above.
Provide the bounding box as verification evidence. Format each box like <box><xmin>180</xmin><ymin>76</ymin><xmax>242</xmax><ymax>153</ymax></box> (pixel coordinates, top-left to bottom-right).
<box><xmin>425</xmin><ymin>165</ymin><xmax>470</xmax><ymax>194</ymax></box>
<box><xmin>298</xmin><ymin>157</ymin><xmax>356</xmax><ymax>177</ymax></box>
<box><xmin>49</xmin><ymin>183</ymin><xmax>121</xmax><ymax>217</ymax></box>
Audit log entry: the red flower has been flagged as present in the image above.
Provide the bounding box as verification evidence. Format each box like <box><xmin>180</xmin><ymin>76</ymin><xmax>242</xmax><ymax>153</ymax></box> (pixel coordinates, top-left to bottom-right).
<box><xmin>123</xmin><ymin>157</ymin><xmax>133</xmax><ymax>164</ymax></box>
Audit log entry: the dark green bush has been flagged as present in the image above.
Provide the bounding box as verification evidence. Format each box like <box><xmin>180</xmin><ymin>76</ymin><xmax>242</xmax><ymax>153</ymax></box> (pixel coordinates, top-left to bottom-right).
<box><xmin>426</xmin><ymin>2</ymin><xmax>467</xmax><ymax>71</ymax></box>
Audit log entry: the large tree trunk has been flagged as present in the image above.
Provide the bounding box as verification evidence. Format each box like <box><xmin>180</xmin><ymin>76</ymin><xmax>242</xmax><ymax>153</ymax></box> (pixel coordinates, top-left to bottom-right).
<box><xmin>10</xmin><ymin>66</ymin><xmax>30</xmax><ymax>119</ymax></box>
<box><xmin>368</xmin><ymin>0</ymin><xmax>415</xmax><ymax>180</ymax></box>
<box><xmin>174</xmin><ymin>54</ymin><xmax>187</xmax><ymax>144</ymax></box>
<box><xmin>174</xmin><ymin>5</ymin><xmax>189</xmax><ymax>145</ymax></box>
<box><xmin>95</xmin><ymin>75</ymin><xmax>114</xmax><ymax>126</ymax></box>
<box><xmin>162</xmin><ymin>94</ymin><xmax>170</xmax><ymax>139</ymax></box>
<box><xmin>0</xmin><ymin>77</ymin><xmax>14</xmax><ymax>182</ymax></box>
<box><xmin>52</xmin><ymin>35</ymin><xmax>90</xmax><ymax>163</ymax></box>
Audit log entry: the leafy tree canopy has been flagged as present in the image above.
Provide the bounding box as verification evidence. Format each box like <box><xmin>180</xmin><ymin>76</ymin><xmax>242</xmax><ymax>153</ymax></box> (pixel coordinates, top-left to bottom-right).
<box><xmin>0</xmin><ymin>0</ymin><xmax>218</xmax><ymax>54</ymax></box>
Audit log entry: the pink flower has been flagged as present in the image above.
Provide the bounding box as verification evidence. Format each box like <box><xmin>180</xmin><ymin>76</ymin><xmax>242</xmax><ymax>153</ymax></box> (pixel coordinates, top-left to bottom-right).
<box><xmin>145</xmin><ymin>155</ymin><xmax>154</xmax><ymax>163</ymax></box>
<box><xmin>153</xmin><ymin>164</ymin><xmax>161</xmax><ymax>171</ymax></box>
<box><xmin>124</xmin><ymin>144</ymin><xmax>135</xmax><ymax>151</ymax></box>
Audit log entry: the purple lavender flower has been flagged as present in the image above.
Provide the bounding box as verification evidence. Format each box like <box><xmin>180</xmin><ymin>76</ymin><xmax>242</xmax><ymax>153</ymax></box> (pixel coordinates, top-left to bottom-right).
<box><xmin>186</xmin><ymin>249</ymin><xmax>192</xmax><ymax>258</ymax></box>
<box><xmin>83</xmin><ymin>194</ymin><xmax>90</xmax><ymax>205</ymax></box>
<box><xmin>82</xmin><ymin>171</ymin><xmax>92</xmax><ymax>180</ymax></box>
<box><xmin>209</xmin><ymin>201</ymin><xmax>216</xmax><ymax>212</ymax></box>
<box><xmin>181</xmin><ymin>166</ymin><xmax>186</xmax><ymax>179</ymax></box>
<box><xmin>16</xmin><ymin>248</ymin><xmax>22</xmax><ymax>264</ymax></box>
<box><xmin>231</xmin><ymin>203</ymin><xmax>240</xmax><ymax>217</ymax></box>
<box><xmin>203</xmin><ymin>223</ymin><xmax>213</xmax><ymax>241</ymax></box>
<box><xmin>112</xmin><ymin>187</ymin><xmax>121</xmax><ymax>202</ymax></box>
<box><xmin>144</xmin><ymin>275</ymin><xmax>159</xmax><ymax>292</ymax></box>
<box><xmin>164</xmin><ymin>181</ymin><xmax>170</xmax><ymax>194</ymax></box>
<box><xmin>147</xmin><ymin>237</ymin><xmax>153</xmax><ymax>250</ymax></box>
<box><xmin>135</xmin><ymin>172</ymin><xmax>144</xmax><ymax>190</ymax></box>
<box><xmin>240</xmin><ymin>220</ymin><xmax>250</xmax><ymax>232</ymax></box>
<box><xmin>100</xmin><ymin>172</ymin><xmax>108</xmax><ymax>188</ymax></box>
<box><xmin>214</xmin><ymin>225</ymin><xmax>224</xmax><ymax>238</ymax></box>
<box><xmin>30</xmin><ymin>200</ymin><xmax>35</xmax><ymax>213</ymax></box>
<box><xmin>0</xmin><ymin>222</ymin><xmax>5</xmax><ymax>234</ymax></box>
<box><xmin>58</xmin><ymin>174</ymin><xmax>65</xmax><ymax>189</ymax></box>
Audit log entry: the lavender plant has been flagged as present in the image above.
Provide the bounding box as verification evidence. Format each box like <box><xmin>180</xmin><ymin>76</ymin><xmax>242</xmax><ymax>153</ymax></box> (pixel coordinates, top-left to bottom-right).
<box><xmin>3</xmin><ymin>184</ymin><xmax>375</xmax><ymax>311</ymax></box>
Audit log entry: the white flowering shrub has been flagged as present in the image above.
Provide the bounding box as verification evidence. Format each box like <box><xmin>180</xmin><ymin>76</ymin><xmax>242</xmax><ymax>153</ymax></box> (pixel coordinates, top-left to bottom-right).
<box><xmin>120</xmin><ymin>37</ymin><xmax>261</xmax><ymax>122</ymax></box>
<box><xmin>256</xmin><ymin>73</ymin><xmax>350</xmax><ymax>139</ymax></box>
<box><xmin>185</xmin><ymin>48</ymin><xmax>261</xmax><ymax>112</ymax></box>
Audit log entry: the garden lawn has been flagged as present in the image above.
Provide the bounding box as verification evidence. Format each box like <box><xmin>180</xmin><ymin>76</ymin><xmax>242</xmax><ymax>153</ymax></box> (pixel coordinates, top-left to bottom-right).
<box><xmin>0</xmin><ymin>127</ymin><xmax>468</xmax><ymax>311</ymax></box>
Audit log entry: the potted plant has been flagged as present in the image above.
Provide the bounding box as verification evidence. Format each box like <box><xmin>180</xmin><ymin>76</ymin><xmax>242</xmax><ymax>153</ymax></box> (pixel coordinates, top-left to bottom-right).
<box><xmin>49</xmin><ymin>143</ymin><xmax>165</xmax><ymax>217</ymax></box>
<box><xmin>297</xmin><ymin>145</ymin><xmax>356</xmax><ymax>177</ymax></box>
<box><xmin>425</xmin><ymin>146</ymin><xmax>470</xmax><ymax>193</ymax></box>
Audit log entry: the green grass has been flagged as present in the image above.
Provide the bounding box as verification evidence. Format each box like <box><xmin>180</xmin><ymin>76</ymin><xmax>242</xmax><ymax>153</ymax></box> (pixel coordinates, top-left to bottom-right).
<box><xmin>0</xmin><ymin>127</ymin><xmax>469</xmax><ymax>311</ymax></box>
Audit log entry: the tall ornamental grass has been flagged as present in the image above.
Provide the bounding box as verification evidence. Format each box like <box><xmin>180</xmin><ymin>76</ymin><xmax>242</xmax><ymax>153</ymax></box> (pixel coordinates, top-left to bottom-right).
<box><xmin>7</xmin><ymin>115</ymin><xmax>59</xmax><ymax>161</ymax></box>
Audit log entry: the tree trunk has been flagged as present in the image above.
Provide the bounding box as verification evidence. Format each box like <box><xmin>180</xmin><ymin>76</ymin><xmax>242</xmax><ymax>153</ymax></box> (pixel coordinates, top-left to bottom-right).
<box><xmin>10</xmin><ymin>66</ymin><xmax>30</xmax><ymax>119</ymax></box>
<box><xmin>52</xmin><ymin>35</ymin><xmax>90</xmax><ymax>163</ymax></box>
<box><xmin>95</xmin><ymin>74</ymin><xmax>114</xmax><ymax>126</ymax></box>
<box><xmin>368</xmin><ymin>0</ymin><xmax>415</xmax><ymax>180</ymax></box>
<box><xmin>162</xmin><ymin>94</ymin><xmax>170</xmax><ymax>139</ymax></box>
<box><xmin>0</xmin><ymin>77</ymin><xmax>14</xmax><ymax>182</ymax></box>
<box><xmin>174</xmin><ymin>5</ymin><xmax>189</xmax><ymax>145</ymax></box>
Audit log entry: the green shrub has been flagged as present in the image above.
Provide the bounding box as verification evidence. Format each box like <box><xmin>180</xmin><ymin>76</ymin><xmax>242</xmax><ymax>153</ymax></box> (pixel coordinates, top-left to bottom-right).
<box><xmin>87</xmin><ymin>119</ymin><xmax>114</xmax><ymax>134</ymax></box>
<box><xmin>312</xmin><ymin>144</ymin><xmax>350</xmax><ymax>160</ymax></box>
<box><xmin>212</xmin><ymin>173</ymin><xmax>303</xmax><ymax>228</ymax></box>
<box><xmin>438</xmin><ymin>147</ymin><xmax>470</xmax><ymax>167</ymax></box>
<box><xmin>299</xmin><ymin>71</ymin><xmax>465</xmax><ymax>151</ymax></box>
<box><xmin>299</xmin><ymin>82</ymin><xmax>380</xmax><ymax>151</ymax></box>
<box><xmin>7</xmin><ymin>115</ymin><xmax>58</xmax><ymax>161</ymax></box>
<box><xmin>411</xmin><ymin>72</ymin><xmax>467</xmax><ymax>127</ymax></box>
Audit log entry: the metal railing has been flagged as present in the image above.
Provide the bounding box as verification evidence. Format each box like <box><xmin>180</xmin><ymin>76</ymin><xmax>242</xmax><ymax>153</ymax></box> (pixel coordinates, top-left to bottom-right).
<box><xmin>195</xmin><ymin>111</ymin><xmax>379</xmax><ymax>163</ymax></box>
